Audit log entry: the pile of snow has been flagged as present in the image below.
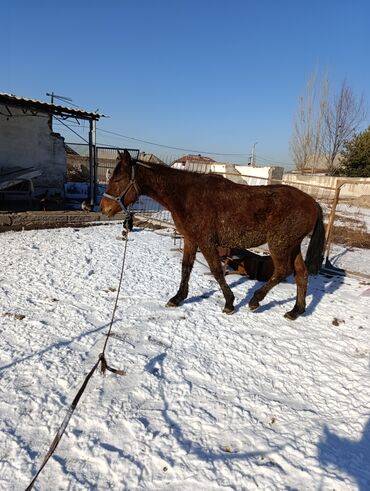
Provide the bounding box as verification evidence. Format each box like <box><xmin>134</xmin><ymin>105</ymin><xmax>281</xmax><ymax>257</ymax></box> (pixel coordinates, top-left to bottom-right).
<box><xmin>0</xmin><ymin>224</ymin><xmax>369</xmax><ymax>490</ymax></box>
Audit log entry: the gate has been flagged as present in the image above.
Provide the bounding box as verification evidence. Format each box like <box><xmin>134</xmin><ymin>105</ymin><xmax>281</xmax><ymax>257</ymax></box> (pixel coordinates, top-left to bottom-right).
<box><xmin>96</xmin><ymin>146</ymin><xmax>169</xmax><ymax>221</ymax></box>
<box><xmin>96</xmin><ymin>146</ymin><xmax>139</xmax><ymax>184</ymax></box>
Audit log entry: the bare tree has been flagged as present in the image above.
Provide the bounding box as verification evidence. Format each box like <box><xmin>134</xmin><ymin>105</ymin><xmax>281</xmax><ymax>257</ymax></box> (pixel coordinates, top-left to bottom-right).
<box><xmin>290</xmin><ymin>94</ymin><xmax>312</xmax><ymax>172</ymax></box>
<box><xmin>290</xmin><ymin>74</ymin><xmax>327</xmax><ymax>172</ymax></box>
<box><xmin>310</xmin><ymin>77</ymin><xmax>328</xmax><ymax>173</ymax></box>
<box><xmin>322</xmin><ymin>80</ymin><xmax>367</xmax><ymax>174</ymax></box>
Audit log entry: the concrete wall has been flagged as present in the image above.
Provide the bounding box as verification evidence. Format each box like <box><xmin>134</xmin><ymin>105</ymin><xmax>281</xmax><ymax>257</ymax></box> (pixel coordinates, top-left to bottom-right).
<box><xmin>283</xmin><ymin>173</ymin><xmax>370</xmax><ymax>200</ymax></box>
<box><xmin>0</xmin><ymin>105</ymin><xmax>66</xmax><ymax>194</ymax></box>
<box><xmin>234</xmin><ymin>165</ymin><xmax>284</xmax><ymax>185</ymax></box>
<box><xmin>210</xmin><ymin>163</ymin><xmax>246</xmax><ymax>184</ymax></box>
<box><xmin>171</xmin><ymin>161</ymin><xmax>285</xmax><ymax>186</ymax></box>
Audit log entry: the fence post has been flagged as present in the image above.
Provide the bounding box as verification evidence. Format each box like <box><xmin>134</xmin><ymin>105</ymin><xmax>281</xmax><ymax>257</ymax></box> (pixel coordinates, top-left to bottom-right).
<box><xmin>325</xmin><ymin>181</ymin><xmax>342</xmax><ymax>260</ymax></box>
<box><xmin>89</xmin><ymin>119</ymin><xmax>96</xmax><ymax>208</ymax></box>
<box><xmin>324</xmin><ymin>179</ymin><xmax>364</xmax><ymax>260</ymax></box>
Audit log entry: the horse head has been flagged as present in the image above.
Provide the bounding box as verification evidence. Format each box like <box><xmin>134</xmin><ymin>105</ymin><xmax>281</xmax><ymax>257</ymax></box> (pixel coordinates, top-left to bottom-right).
<box><xmin>100</xmin><ymin>149</ymin><xmax>138</xmax><ymax>217</ymax></box>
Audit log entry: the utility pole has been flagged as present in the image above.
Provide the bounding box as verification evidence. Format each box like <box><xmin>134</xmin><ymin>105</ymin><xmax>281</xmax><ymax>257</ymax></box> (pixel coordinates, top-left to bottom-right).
<box><xmin>46</xmin><ymin>92</ymin><xmax>72</xmax><ymax>105</ymax></box>
<box><xmin>46</xmin><ymin>92</ymin><xmax>73</xmax><ymax>130</ymax></box>
<box><xmin>89</xmin><ymin>118</ymin><xmax>97</xmax><ymax>208</ymax></box>
<box><xmin>251</xmin><ymin>142</ymin><xmax>258</xmax><ymax>167</ymax></box>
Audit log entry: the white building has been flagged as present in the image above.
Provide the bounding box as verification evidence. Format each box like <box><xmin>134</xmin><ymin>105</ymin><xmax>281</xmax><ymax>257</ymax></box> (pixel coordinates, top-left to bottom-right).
<box><xmin>172</xmin><ymin>154</ymin><xmax>284</xmax><ymax>185</ymax></box>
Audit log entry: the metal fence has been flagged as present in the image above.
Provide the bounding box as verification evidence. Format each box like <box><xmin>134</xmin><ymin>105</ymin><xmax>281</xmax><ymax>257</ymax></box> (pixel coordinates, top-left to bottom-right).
<box><xmin>129</xmin><ymin>161</ymin><xmax>280</xmax><ymax>226</ymax></box>
<box><xmin>66</xmin><ymin>143</ymin><xmax>139</xmax><ymax>184</ymax></box>
<box><xmin>279</xmin><ymin>179</ymin><xmax>370</xmax><ymax>277</ymax></box>
<box><xmin>66</xmin><ymin>143</ymin><xmax>370</xmax><ymax>276</ymax></box>
<box><xmin>66</xmin><ymin>143</ymin><xmax>168</xmax><ymax>219</ymax></box>
<box><xmin>96</xmin><ymin>146</ymin><xmax>139</xmax><ymax>183</ymax></box>
<box><xmin>131</xmin><ymin>169</ymin><xmax>370</xmax><ymax>277</ymax></box>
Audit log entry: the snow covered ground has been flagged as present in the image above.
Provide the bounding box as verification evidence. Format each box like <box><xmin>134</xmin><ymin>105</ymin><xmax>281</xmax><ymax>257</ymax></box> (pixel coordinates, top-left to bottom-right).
<box><xmin>0</xmin><ymin>223</ymin><xmax>369</xmax><ymax>490</ymax></box>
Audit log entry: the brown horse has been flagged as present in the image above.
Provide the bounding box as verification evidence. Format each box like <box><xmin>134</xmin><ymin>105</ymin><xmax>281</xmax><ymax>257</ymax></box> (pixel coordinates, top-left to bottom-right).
<box><xmin>100</xmin><ymin>150</ymin><xmax>325</xmax><ymax>320</ymax></box>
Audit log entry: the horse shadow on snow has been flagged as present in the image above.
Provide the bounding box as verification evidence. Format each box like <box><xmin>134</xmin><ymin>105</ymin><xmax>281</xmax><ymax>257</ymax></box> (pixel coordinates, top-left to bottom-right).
<box><xmin>317</xmin><ymin>416</ymin><xmax>370</xmax><ymax>489</ymax></box>
<box><xmin>182</xmin><ymin>270</ymin><xmax>344</xmax><ymax>317</ymax></box>
<box><xmin>317</xmin><ymin>352</ymin><xmax>370</xmax><ymax>489</ymax></box>
<box><xmin>144</xmin><ymin>352</ymin><xmax>287</xmax><ymax>471</ymax></box>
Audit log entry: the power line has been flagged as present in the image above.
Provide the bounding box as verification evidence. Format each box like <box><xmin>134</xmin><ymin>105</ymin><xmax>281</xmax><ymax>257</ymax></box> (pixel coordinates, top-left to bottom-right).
<box><xmin>55</xmin><ymin>117</ymin><xmax>89</xmax><ymax>144</ymax></box>
<box><xmin>54</xmin><ymin>121</ymin><xmax>293</xmax><ymax>165</ymax></box>
<box><xmin>255</xmin><ymin>153</ymin><xmax>294</xmax><ymax>167</ymax></box>
<box><xmin>96</xmin><ymin>128</ymin><xmax>252</xmax><ymax>157</ymax></box>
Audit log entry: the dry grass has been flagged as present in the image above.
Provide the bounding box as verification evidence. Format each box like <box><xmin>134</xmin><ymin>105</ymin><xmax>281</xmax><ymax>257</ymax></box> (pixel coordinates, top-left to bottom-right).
<box><xmin>322</xmin><ymin>204</ymin><xmax>370</xmax><ymax>249</ymax></box>
<box><xmin>332</xmin><ymin>223</ymin><xmax>370</xmax><ymax>248</ymax></box>
<box><xmin>334</xmin><ymin>214</ymin><xmax>363</xmax><ymax>225</ymax></box>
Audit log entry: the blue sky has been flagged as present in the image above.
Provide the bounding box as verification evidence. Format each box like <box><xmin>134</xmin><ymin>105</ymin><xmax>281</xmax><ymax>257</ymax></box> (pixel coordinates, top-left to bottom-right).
<box><xmin>1</xmin><ymin>0</ymin><xmax>369</xmax><ymax>167</ymax></box>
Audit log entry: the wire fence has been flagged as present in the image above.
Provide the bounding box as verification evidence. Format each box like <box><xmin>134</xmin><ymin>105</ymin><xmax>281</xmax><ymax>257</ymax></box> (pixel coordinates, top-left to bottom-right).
<box><xmin>281</xmin><ymin>178</ymin><xmax>370</xmax><ymax>251</ymax></box>
<box><xmin>281</xmin><ymin>178</ymin><xmax>370</xmax><ymax>277</ymax></box>
<box><xmin>131</xmin><ymin>173</ymin><xmax>370</xmax><ymax>277</ymax></box>
<box><xmin>130</xmin><ymin>162</ymin><xmax>283</xmax><ymax>226</ymax></box>
<box><xmin>65</xmin><ymin>143</ymin><xmax>370</xmax><ymax>275</ymax></box>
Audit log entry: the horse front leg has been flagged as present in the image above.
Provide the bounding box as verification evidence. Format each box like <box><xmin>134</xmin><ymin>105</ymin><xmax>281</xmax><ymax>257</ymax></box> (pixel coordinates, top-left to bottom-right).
<box><xmin>166</xmin><ymin>239</ymin><xmax>197</xmax><ymax>308</ymax></box>
<box><xmin>200</xmin><ymin>245</ymin><xmax>235</xmax><ymax>314</ymax></box>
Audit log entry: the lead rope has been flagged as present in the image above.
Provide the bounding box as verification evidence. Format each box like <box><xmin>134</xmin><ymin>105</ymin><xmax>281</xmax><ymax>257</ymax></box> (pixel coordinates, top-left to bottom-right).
<box><xmin>100</xmin><ymin>221</ymin><xmax>129</xmax><ymax>375</ymax></box>
<box><xmin>26</xmin><ymin>223</ymin><xmax>129</xmax><ymax>490</ymax></box>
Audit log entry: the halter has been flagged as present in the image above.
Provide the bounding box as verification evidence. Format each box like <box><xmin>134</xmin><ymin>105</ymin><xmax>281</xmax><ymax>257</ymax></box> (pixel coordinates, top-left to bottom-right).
<box><xmin>103</xmin><ymin>160</ymin><xmax>151</xmax><ymax>217</ymax></box>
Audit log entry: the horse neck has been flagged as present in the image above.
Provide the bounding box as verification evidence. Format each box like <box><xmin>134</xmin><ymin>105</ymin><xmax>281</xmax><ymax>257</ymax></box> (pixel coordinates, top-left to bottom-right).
<box><xmin>137</xmin><ymin>164</ymin><xmax>187</xmax><ymax>210</ymax></box>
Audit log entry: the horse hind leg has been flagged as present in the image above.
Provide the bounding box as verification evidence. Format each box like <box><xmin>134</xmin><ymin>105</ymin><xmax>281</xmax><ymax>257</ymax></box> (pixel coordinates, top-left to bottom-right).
<box><xmin>284</xmin><ymin>246</ymin><xmax>308</xmax><ymax>320</ymax></box>
<box><xmin>167</xmin><ymin>239</ymin><xmax>197</xmax><ymax>308</ymax></box>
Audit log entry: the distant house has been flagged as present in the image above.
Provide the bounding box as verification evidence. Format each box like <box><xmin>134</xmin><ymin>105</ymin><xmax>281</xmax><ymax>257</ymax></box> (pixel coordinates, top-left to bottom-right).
<box><xmin>139</xmin><ymin>152</ymin><xmax>164</xmax><ymax>164</ymax></box>
<box><xmin>172</xmin><ymin>154</ymin><xmax>283</xmax><ymax>185</ymax></box>
<box><xmin>0</xmin><ymin>93</ymin><xmax>102</xmax><ymax>200</ymax></box>
<box><xmin>172</xmin><ymin>154</ymin><xmax>216</xmax><ymax>173</ymax></box>
<box><xmin>174</xmin><ymin>154</ymin><xmax>216</xmax><ymax>164</ymax></box>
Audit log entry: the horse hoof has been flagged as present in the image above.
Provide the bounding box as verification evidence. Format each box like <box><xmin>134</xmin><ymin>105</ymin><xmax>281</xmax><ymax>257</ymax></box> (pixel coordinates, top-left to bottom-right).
<box><xmin>284</xmin><ymin>309</ymin><xmax>303</xmax><ymax>321</ymax></box>
<box><xmin>248</xmin><ymin>301</ymin><xmax>259</xmax><ymax>311</ymax></box>
<box><xmin>166</xmin><ymin>301</ymin><xmax>178</xmax><ymax>308</ymax></box>
<box><xmin>223</xmin><ymin>306</ymin><xmax>235</xmax><ymax>315</ymax></box>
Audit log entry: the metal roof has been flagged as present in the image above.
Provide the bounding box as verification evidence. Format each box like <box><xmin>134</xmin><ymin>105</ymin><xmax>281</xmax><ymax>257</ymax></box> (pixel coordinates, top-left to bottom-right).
<box><xmin>174</xmin><ymin>154</ymin><xmax>216</xmax><ymax>164</ymax></box>
<box><xmin>0</xmin><ymin>92</ymin><xmax>105</xmax><ymax>120</ymax></box>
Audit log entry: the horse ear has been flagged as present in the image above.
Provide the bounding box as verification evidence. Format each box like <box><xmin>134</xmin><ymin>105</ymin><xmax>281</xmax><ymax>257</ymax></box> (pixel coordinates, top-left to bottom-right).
<box><xmin>117</xmin><ymin>149</ymin><xmax>131</xmax><ymax>162</ymax></box>
<box><xmin>123</xmin><ymin>149</ymin><xmax>131</xmax><ymax>161</ymax></box>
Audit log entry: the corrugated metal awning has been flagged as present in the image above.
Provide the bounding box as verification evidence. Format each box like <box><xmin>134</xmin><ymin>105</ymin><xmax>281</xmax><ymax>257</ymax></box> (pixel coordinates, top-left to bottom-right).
<box><xmin>0</xmin><ymin>92</ymin><xmax>106</xmax><ymax>120</ymax></box>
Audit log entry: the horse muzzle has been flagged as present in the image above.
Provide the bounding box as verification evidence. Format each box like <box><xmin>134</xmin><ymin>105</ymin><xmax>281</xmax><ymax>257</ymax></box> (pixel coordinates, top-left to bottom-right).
<box><xmin>100</xmin><ymin>196</ymin><xmax>121</xmax><ymax>217</ymax></box>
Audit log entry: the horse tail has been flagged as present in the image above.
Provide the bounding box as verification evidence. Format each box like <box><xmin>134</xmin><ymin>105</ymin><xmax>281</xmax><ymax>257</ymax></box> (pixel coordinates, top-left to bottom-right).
<box><xmin>305</xmin><ymin>203</ymin><xmax>325</xmax><ymax>275</ymax></box>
